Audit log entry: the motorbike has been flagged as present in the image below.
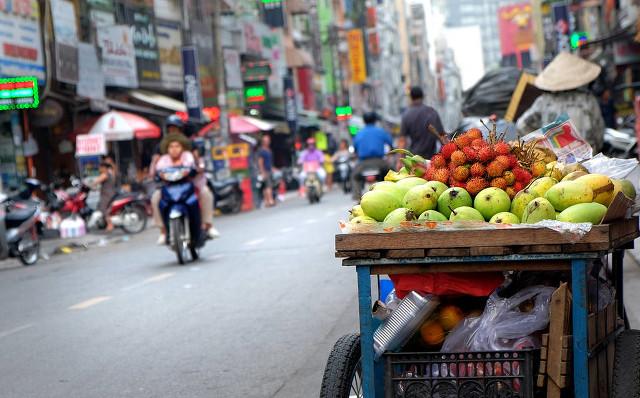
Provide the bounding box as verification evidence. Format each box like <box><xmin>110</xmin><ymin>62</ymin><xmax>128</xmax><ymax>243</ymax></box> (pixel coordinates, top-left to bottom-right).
<box><xmin>357</xmin><ymin>166</ymin><xmax>384</xmax><ymax>194</ymax></box>
<box><xmin>302</xmin><ymin>163</ymin><xmax>323</xmax><ymax>204</ymax></box>
<box><xmin>603</xmin><ymin>116</ymin><xmax>637</xmax><ymax>159</ymax></box>
<box><xmin>158</xmin><ymin>166</ymin><xmax>206</xmax><ymax>265</ymax></box>
<box><xmin>0</xmin><ymin>178</ymin><xmax>42</xmax><ymax>265</ymax></box>
<box><xmin>334</xmin><ymin>155</ymin><xmax>353</xmax><ymax>194</ymax></box>
<box><xmin>86</xmin><ymin>190</ymin><xmax>149</xmax><ymax>234</ymax></box>
<box><xmin>206</xmin><ymin>171</ymin><xmax>243</xmax><ymax>214</ymax></box>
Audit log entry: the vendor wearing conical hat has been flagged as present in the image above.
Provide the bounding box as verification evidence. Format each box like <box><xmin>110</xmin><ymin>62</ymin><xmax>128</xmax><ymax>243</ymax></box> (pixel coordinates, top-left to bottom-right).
<box><xmin>516</xmin><ymin>52</ymin><xmax>605</xmax><ymax>153</ymax></box>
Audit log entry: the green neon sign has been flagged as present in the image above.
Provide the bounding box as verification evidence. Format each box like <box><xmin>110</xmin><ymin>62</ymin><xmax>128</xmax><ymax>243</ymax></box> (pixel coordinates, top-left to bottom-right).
<box><xmin>244</xmin><ymin>85</ymin><xmax>266</xmax><ymax>104</ymax></box>
<box><xmin>336</xmin><ymin>106</ymin><xmax>352</xmax><ymax>120</ymax></box>
<box><xmin>570</xmin><ymin>31</ymin><xmax>588</xmax><ymax>49</ymax></box>
<box><xmin>349</xmin><ymin>125</ymin><xmax>359</xmax><ymax>135</ymax></box>
<box><xmin>261</xmin><ymin>0</ymin><xmax>282</xmax><ymax>4</ymax></box>
<box><xmin>0</xmin><ymin>76</ymin><xmax>39</xmax><ymax>111</ymax></box>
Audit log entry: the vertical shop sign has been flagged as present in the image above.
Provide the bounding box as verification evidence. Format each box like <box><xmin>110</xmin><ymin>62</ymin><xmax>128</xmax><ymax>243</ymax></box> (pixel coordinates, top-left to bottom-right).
<box><xmin>552</xmin><ymin>3</ymin><xmax>571</xmax><ymax>54</ymax></box>
<box><xmin>123</xmin><ymin>6</ymin><xmax>161</xmax><ymax>88</ymax></box>
<box><xmin>261</xmin><ymin>28</ymin><xmax>285</xmax><ymax>97</ymax></box>
<box><xmin>98</xmin><ymin>25</ymin><xmax>138</xmax><ymax>88</ymax></box>
<box><xmin>51</xmin><ymin>0</ymin><xmax>79</xmax><ymax>84</ymax></box>
<box><xmin>346</xmin><ymin>29</ymin><xmax>367</xmax><ymax>84</ymax></box>
<box><xmin>262</xmin><ymin>0</ymin><xmax>284</xmax><ymax>28</ymax></box>
<box><xmin>181</xmin><ymin>46</ymin><xmax>203</xmax><ymax>121</ymax></box>
<box><xmin>223</xmin><ymin>48</ymin><xmax>243</xmax><ymax>90</ymax></box>
<box><xmin>77</xmin><ymin>43</ymin><xmax>105</xmax><ymax>100</ymax></box>
<box><xmin>0</xmin><ymin>0</ymin><xmax>45</xmax><ymax>81</ymax></box>
<box><xmin>191</xmin><ymin>19</ymin><xmax>216</xmax><ymax>107</ymax></box>
<box><xmin>283</xmin><ymin>75</ymin><xmax>297</xmax><ymax>134</ymax></box>
<box><xmin>157</xmin><ymin>20</ymin><xmax>183</xmax><ymax>90</ymax></box>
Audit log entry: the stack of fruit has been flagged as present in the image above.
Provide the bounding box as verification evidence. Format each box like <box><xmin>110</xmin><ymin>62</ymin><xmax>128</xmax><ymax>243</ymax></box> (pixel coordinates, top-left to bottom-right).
<box><xmin>349</xmin><ymin>133</ymin><xmax>636</xmax><ymax>228</ymax></box>
<box><xmin>423</xmin><ymin>128</ymin><xmax>534</xmax><ymax>198</ymax></box>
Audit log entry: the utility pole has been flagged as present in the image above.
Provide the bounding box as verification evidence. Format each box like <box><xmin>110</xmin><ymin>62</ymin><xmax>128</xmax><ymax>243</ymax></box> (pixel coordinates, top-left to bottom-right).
<box><xmin>213</xmin><ymin>0</ymin><xmax>229</xmax><ymax>143</ymax></box>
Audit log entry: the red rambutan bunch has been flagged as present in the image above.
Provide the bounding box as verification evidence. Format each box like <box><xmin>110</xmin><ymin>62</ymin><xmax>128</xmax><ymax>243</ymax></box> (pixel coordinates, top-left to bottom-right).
<box><xmin>441</xmin><ymin>142</ymin><xmax>457</xmax><ymax>160</ymax></box>
<box><xmin>432</xmin><ymin>168</ymin><xmax>450</xmax><ymax>184</ymax></box>
<box><xmin>466</xmin><ymin>128</ymin><xmax>483</xmax><ymax>140</ymax></box>
<box><xmin>453</xmin><ymin>165</ymin><xmax>470</xmax><ymax>182</ymax></box>
<box><xmin>466</xmin><ymin>177</ymin><xmax>489</xmax><ymax>195</ymax></box>
<box><xmin>450</xmin><ymin>150</ymin><xmax>467</xmax><ymax>166</ymax></box>
<box><xmin>478</xmin><ymin>146</ymin><xmax>495</xmax><ymax>163</ymax></box>
<box><xmin>431</xmin><ymin>154</ymin><xmax>446</xmax><ymax>168</ymax></box>
<box><xmin>486</xmin><ymin>160</ymin><xmax>506</xmax><ymax>178</ymax></box>
<box><xmin>470</xmin><ymin>162</ymin><xmax>486</xmax><ymax>177</ymax></box>
<box><xmin>462</xmin><ymin>146</ymin><xmax>478</xmax><ymax>162</ymax></box>
<box><xmin>494</xmin><ymin>141</ymin><xmax>511</xmax><ymax>156</ymax></box>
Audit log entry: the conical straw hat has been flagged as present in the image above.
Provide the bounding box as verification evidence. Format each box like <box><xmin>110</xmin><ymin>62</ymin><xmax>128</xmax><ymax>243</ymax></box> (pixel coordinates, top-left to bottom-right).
<box><xmin>534</xmin><ymin>52</ymin><xmax>601</xmax><ymax>92</ymax></box>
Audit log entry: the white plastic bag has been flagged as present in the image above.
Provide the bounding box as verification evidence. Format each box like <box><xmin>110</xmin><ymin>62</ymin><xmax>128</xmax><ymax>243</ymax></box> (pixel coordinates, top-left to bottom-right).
<box><xmin>583</xmin><ymin>153</ymin><xmax>640</xmax><ymax>213</ymax></box>
<box><xmin>442</xmin><ymin>285</ymin><xmax>555</xmax><ymax>352</ymax></box>
<box><xmin>521</xmin><ymin>113</ymin><xmax>593</xmax><ymax>163</ymax></box>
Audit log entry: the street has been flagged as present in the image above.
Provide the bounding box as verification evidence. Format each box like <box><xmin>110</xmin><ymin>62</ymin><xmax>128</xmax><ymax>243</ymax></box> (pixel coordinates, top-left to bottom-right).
<box><xmin>0</xmin><ymin>191</ymin><xmax>358</xmax><ymax>398</ymax></box>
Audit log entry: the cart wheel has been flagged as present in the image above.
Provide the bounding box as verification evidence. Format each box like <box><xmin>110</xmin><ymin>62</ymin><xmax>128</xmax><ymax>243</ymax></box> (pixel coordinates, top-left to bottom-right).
<box><xmin>320</xmin><ymin>333</ymin><xmax>362</xmax><ymax>398</ymax></box>
<box><xmin>612</xmin><ymin>330</ymin><xmax>640</xmax><ymax>398</ymax></box>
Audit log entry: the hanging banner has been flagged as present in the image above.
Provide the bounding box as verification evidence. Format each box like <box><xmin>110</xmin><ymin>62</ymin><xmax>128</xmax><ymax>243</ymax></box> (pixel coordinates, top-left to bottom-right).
<box><xmin>76</xmin><ymin>134</ymin><xmax>107</xmax><ymax>157</ymax></box>
<box><xmin>182</xmin><ymin>46</ymin><xmax>203</xmax><ymax>122</ymax></box>
<box><xmin>191</xmin><ymin>19</ymin><xmax>216</xmax><ymax>107</ymax></box>
<box><xmin>0</xmin><ymin>1</ymin><xmax>45</xmax><ymax>81</ymax></box>
<box><xmin>77</xmin><ymin>43</ymin><xmax>105</xmax><ymax>100</ymax></box>
<box><xmin>261</xmin><ymin>28</ymin><xmax>285</xmax><ymax>98</ymax></box>
<box><xmin>98</xmin><ymin>25</ymin><xmax>138</xmax><ymax>88</ymax></box>
<box><xmin>157</xmin><ymin>20</ymin><xmax>183</xmax><ymax>91</ymax></box>
<box><xmin>51</xmin><ymin>0</ymin><xmax>79</xmax><ymax>84</ymax></box>
<box><xmin>346</xmin><ymin>29</ymin><xmax>367</xmax><ymax>84</ymax></box>
<box><xmin>123</xmin><ymin>6</ymin><xmax>161</xmax><ymax>88</ymax></box>
<box><xmin>223</xmin><ymin>48</ymin><xmax>243</xmax><ymax>89</ymax></box>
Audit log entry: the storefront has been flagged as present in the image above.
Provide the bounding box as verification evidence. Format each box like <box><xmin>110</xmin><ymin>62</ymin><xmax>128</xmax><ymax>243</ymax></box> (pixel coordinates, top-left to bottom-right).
<box><xmin>0</xmin><ymin>111</ymin><xmax>28</xmax><ymax>190</ymax></box>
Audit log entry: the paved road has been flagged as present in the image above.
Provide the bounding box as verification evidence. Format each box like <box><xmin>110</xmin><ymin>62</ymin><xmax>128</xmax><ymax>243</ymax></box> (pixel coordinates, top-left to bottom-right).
<box><xmin>0</xmin><ymin>191</ymin><xmax>359</xmax><ymax>398</ymax></box>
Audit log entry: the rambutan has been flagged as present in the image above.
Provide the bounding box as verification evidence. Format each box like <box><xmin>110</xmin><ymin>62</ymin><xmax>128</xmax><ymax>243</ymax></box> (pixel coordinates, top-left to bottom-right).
<box><xmin>486</xmin><ymin>160</ymin><xmax>506</xmax><ymax>178</ymax></box>
<box><xmin>450</xmin><ymin>150</ymin><xmax>467</xmax><ymax>166</ymax></box>
<box><xmin>506</xmin><ymin>187</ymin><xmax>517</xmax><ymax>199</ymax></box>
<box><xmin>462</xmin><ymin>146</ymin><xmax>478</xmax><ymax>162</ymax></box>
<box><xmin>424</xmin><ymin>167</ymin><xmax>435</xmax><ymax>181</ymax></box>
<box><xmin>494</xmin><ymin>141</ymin><xmax>511</xmax><ymax>156</ymax></box>
<box><xmin>441</xmin><ymin>142</ymin><xmax>457</xmax><ymax>160</ymax></box>
<box><xmin>470</xmin><ymin>162</ymin><xmax>486</xmax><ymax>177</ymax></box>
<box><xmin>466</xmin><ymin>177</ymin><xmax>489</xmax><ymax>195</ymax></box>
<box><xmin>503</xmin><ymin>170</ymin><xmax>515</xmax><ymax>186</ymax></box>
<box><xmin>449</xmin><ymin>180</ymin><xmax>467</xmax><ymax>189</ymax></box>
<box><xmin>478</xmin><ymin>146</ymin><xmax>495</xmax><ymax>163</ymax></box>
<box><xmin>495</xmin><ymin>155</ymin><xmax>511</xmax><ymax>168</ymax></box>
<box><xmin>472</xmin><ymin>138</ymin><xmax>487</xmax><ymax>149</ymax></box>
<box><xmin>453</xmin><ymin>165</ymin><xmax>470</xmax><ymax>181</ymax></box>
<box><xmin>507</xmin><ymin>154</ymin><xmax>519</xmax><ymax>168</ymax></box>
<box><xmin>490</xmin><ymin>177</ymin><xmax>508</xmax><ymax>190</ymax></box>
<box><xmin>453</xmin><ymin>134</ymin><xmax>472</xmax><ymax>149</ymax></box>
<box><xmin>466</xmin><ymin>128</ymin><xmax>483</xmax><ymax>140</ymax></box>
<box><xmin>431</xmin><ymin>154</ymin><xmax>446</xmax><ymax>168</ymax></box>
<box><xmin>513</xmin><ymin>182</ymin><xmax>525</xmax><ymax>192</ymax></box>
<box><xmin>513</xmin><ymin>168</ymin><xmax>532</xmax><ymax>184</ymax></box>
<box><xmin>432</xmin><ymin>168</ymin><xmax>450</xmax><ymax>184</ymax></box>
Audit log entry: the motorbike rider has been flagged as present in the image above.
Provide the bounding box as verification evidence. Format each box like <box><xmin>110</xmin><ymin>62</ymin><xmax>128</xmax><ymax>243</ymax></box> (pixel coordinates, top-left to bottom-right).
<box><xmin>297</xmin><ymin>137</ymin><xmax>326</xmax><ymax>195</ymax></box>
<box><xmin>150</xmin><ymin>117</ymin><xmax>219</xmax><ymax>245</ymax></box>
<box><xmin>352</xmin><ymin>112</ymin><xmax>393</xmax><ymax>199</ymax></box>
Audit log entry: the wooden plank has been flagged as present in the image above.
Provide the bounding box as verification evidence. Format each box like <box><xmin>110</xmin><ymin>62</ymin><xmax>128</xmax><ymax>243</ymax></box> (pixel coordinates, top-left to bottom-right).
<box><xmin>335</xmin><ymin>225</ymin><xmax>611</xmax><ymax>252</ymax></box>
<box><xmin>541</xmin><ymin>346</ymin><xmax>547</xmax><ymax>360</ymax></box>
<box><xmin>542</xmin><ymin>334</ymin><xmax>549</xmax><ymax>346</ymax></box>
<box><xmin>537</xmin><ymin>374</ymin><xmax>547</xmax><ymax>388</ymax></box>
<box><xmin>547</xmin><ymin>283</ymin><xmax>571</xmax><ymax>388</ymax></box>
<box><xmin>368</xmin><ymin>260</ymin><xmax>571</xmax><ymax>275</ymax></box>
<box><xmin>469</xmin><ymin>246</ymin><xmax>513</xmax><ymax>256</ymax></box>
<box><xmin>539</xmin><ymin>360</ymin><xmax>547</xmax><ymax>373</ymax></box>
<box><xmin>516</xmin><ymin>244</ymin><xmax>563</xmax><ymax>254</ymax></box>
<box><xmin>426</xmin><ymin>248</ymin><xmax>470</xmax><ymax>257</ymax></box>
<box><xmin>547</xmin><ymin>380</ymin><xmax>561</xmax><ymax>398</ymax></box>
<box><xmin>335</xmin><ymin>251</ymin><xmax>356</xmax><ymax>258</ymax></box>
<box><xmin>602</xmin><ymin>194</ymin><xmax>635</xmax><ymax>224</ymax></box>
<box><xmin>385</xmin><ymin>249</ymin><xmax>425</xmax><ymax>258</ymax></box>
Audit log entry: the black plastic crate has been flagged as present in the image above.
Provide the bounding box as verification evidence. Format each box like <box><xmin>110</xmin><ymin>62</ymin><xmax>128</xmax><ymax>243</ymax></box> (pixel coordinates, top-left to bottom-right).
<box><xmin>384</xmin><ymin>350</ymin><xmax>537</xmax><ymax>398</ymax></box>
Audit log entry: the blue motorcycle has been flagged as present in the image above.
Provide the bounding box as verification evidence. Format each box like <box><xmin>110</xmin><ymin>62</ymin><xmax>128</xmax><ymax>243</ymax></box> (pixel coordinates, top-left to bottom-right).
<box><xmin>157</xmin><ymin>166</ymin><xmax>204</xmax><ymax>264</ymax></box>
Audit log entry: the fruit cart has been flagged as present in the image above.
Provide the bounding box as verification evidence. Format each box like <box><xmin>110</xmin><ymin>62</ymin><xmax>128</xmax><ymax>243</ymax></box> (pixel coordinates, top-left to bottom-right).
<box><xmin>321</xmin><ymin>217</ymin><xmax>640</xmax><ymax>398</ymax></box>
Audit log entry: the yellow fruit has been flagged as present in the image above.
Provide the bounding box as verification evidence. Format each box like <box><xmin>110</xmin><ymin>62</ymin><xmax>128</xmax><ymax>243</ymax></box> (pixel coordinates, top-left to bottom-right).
<box><xmin>544</xmin><ymin>161</ymin><xmax>564</xmax><ymax>181</ymax></box>
<box><xmin>557</xmin><ymin>202</ymin><xmax>607</xmax><ymax>224</ymax></box>
<box><xmin>531</xmin><ymin>161</ymin><xmax>546</xmax><ymax>177</ymax></box>
<box><xmin>612</xmin><ymin>180</ymin><xmax>623</xmax><ymax>202</ymax></box>
<box><xmin>617</xmin><ymin>179</ymin><xmax>637</xmax><ymax>200</ymax></box>
<box><xmin>563</xmin><ymin>163</ymin><xmax>589</xmax><ymax>174</ymax></box>
<box><xmin>544</xmin><ymin>181</ymin><xmax>594</xmax><ymax>211</ymax></box>
<box><xmin>528</xmin><ymin>177</ymin><xmax>558</xmax><ymax>197</ymax></box>
<box><xmin>575</xmin><ymin>174</ymin><xmax>615</xmax><ymax>206</ymax></box>
<box><xmin>561</xmin><ymin>170</ymin><xmax>588</xmax><ymax>181</ymax></box>
<box><xmin>439</xmin><ymin>305</ymin><xmax>465</xmax><ymax>331</ymax></box>
<box><xmin>420</xmin><ymin>320</ymin><xmax>445</xmax><ymax>346</ymax></box>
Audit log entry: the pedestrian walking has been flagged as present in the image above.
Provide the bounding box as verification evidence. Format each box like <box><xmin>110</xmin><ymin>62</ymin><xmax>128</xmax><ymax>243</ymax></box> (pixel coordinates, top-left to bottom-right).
<box><xmin>516</xmin><ymin>52</ymin><xmax>605</xmax><ymax>154</ymax></box>
<box><xmin>257</xmin><ymin>135</ymin><xmax>275</xmax><ymax>208</ymax></box>
<box><xmin>400</xmin><ymin>86</ymin><xmax>445</xmax><ymax>159</ymax></box>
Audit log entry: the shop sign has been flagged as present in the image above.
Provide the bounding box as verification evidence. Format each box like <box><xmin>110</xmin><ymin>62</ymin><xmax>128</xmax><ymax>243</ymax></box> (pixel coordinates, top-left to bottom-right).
<box><xmin>90</xmin><ymin>8</ymin><xmax>115</xmax><ymax>30</ymax></box>
<box><xmin>261</xmin><ymin>28</ymin><xmax>285</xmax><ymax>98</ymax></box>
<box><xmin>76</xmin><ymin>134</ymin><xmax>107</xmax><ymax>157</ymax></box>
<box><xmin>244</xmin><ymin>84</ymin><xmax>267</xmax><ymax>104</ymax></box>
<box><xmin>51</xmin><ymin>0</ymin><xmax>79</xmax><ymax>84</ymax></box>
<box><xmin>0</xmin><ymin>0</ymin><xmax>45</xmax><ymax>81</ymax></box>
<box><xmin>243</xmin><ymin>23</ymin><xmax>263</xmax><ymax>56</ymax></box>
<box><xmin>157</xmin><ymin>20</ymin><xmax>183</xmax><ymax>91</ymax></box>
<box><xmin>28</xmin><ymin>97</ymin><xmax>64</xmax><ymax>127</ymax></box>
<box><xmin>190</xmin><ymin>19</ymin><xmax>216</xmax><ymax>107</ymax></box>
<box><xmin>181</xmin><ymin>46</ymin><xmax>203</xmax><ymax>122</ymax></box>
<box><xmin>346</xmin><ymin>29</ymin><xmax>367</xmax><ymax>84</ymax></box>
<box><xmin>123</xmin><ymin>6</ymin><xmax>161</xmax><ymax>88</ymax></box>
<box><xmin>0</xmin><ymin>76</ymin><xmax>39</xmax><ymax>111</ymax></box>
<box><xmin>242</xmin><ymin>61</ymin><xmax>271</xmax><ymax>82</ymax></box>
<box><xmin>98</xmin><ymin>25</ymin><xmax>138</xmax><ymax>88</ymax></box>
<box><xmin>262</xmin><ymin>0</ymin><xmax>284</xmax><ymax>28</ymax></box>
<box><xmin>154</xmin><ymin>0</ymin><xmax>181</xmax><ymax>22</ymax></box>
<box><xmin>223</xmin><ymin>48</ymin><xmax>243</xmax><ymax>89</ymax></box>
<box><xmin>77</xmin><ymin>43</ymin><xmax>105</xmax><ymax>101</ymax></box>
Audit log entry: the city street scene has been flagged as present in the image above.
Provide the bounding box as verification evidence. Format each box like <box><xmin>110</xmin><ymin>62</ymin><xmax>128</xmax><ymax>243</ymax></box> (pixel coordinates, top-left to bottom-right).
<box><xmin>1</xmin><ymin>0</ymin><xmax>640</xmax><ymax>397</ymax></box>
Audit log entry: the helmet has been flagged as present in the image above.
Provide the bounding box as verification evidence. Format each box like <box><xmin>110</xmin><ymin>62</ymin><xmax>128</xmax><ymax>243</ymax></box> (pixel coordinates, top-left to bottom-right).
<box><xmin>166</xmin><ymin>114</ymin><xmax>184</xmax><ymax>129</ymax></box>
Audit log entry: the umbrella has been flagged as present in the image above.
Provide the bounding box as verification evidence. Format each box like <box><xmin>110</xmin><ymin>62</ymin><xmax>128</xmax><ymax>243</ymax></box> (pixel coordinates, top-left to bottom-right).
<box><xmin>229</xmin><ymin>115</ymin><xmax>275</xmax><ymax>134</ymax></box>
<box><xmin>88</xmin><ymin>110</ymin><xmax>161</xmax><ymax>141</ymax></box>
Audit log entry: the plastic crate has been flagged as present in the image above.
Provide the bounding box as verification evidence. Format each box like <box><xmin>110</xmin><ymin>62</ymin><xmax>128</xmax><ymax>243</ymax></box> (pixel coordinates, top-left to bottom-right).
<box><xmin>384</xmin><ymin>350</ymin><xmax>537</xmax><ymax>398</ymax></box>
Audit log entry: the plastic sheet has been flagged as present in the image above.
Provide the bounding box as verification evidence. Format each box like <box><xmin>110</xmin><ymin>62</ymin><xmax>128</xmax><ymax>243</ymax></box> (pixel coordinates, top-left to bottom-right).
<box><xmin>532</xmin><ymin>220</ymin><xmax>593</xmax><ymax>242</ymax></box>
<box><xmin>521</xmin><ymin>113</ymin><xmax>593</xmax><ymax>163</ymax></box>
<box><xmin>442</xmin><ymin>286</ymin><xmax>555</xmax><ymax>352</ymax></box>
<box><xmin>461</xmin><ymin>67</ymin><xmax>522</xmax><ymax>118</ymax></box>
<box><xmin>390</xmin><ymin>272</ymin><xmax>505</xmax><ymax>298</ymax></box>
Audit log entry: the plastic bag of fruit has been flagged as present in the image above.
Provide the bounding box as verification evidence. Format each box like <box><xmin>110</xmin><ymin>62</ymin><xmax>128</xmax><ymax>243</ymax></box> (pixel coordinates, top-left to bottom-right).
<box><xmin>390</xmin><ymin>272</ymin><xmax>504</xmax><ymax>298</ymax></box>
<box><xmin>521</xmin><ymin>113</ymin><xmax>593</xmax><ymax>164</ymax></box>
<box><xmin>441</xmin><ymin>285</ymin><xmax>555</xmax><ymax>352</ymax></box>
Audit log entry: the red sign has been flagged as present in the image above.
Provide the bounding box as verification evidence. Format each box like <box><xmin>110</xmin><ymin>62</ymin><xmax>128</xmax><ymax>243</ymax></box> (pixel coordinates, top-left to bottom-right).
<box><xmin>498</xmin><ymin>3</ymin><xmax>534</xmax><ymax>56</ymax></box>
<box><xmin>75</xmin><ymin>134</ymin><xmax>106</xmax><ymax>157</ymax></box>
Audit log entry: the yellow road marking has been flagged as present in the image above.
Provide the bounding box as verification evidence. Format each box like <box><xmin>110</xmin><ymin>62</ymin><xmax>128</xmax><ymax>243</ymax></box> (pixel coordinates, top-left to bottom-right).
<box><xmin>68</xmin><ymin>296</ymin><xmax>112</xmax><ymax>310</ymax></box>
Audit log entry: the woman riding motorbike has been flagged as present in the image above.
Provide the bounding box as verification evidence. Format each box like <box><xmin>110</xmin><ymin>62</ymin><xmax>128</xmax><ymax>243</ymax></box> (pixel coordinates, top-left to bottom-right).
<box><xmin>297</xmin><ymin>138</ymin><xmax>326</xmax><ymax>195</ymax></box>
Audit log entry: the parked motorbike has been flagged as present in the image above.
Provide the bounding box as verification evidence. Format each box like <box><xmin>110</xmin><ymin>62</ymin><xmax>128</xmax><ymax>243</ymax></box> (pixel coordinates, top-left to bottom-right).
<box><xmin>603</xmin><ymin>117</ymin><xmax>636</xmax><ymax>159</ymax></box>
<box><xmin>0</xmin><ymin>179</ymin><xmax>42</xmax><ymax>265</ymax></box>
<box><xmin>158</xmin><ymin>166</ymin><xmax>206</xmax><ymax>265</ymax></box>
<box><xmin>334</xmin><ymin>156</ymin><xmax>353</xmax><ymax>194</ymax></box>
<box><xmin>87</xmin><ymin>190</ymin><xmax>149</xmax><ymax>234</ymax></box>
<box><xmin>206</xmin><ymin>171</ymin><xmax>243</xmax><ymax>214</ymax></box>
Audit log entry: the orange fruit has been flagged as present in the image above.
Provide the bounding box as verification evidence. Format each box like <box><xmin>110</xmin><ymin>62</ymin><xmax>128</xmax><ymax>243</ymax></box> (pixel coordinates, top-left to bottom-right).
<box><xmin>439</xmin><ymin>305</ymin><xmax>465</xmax><ymax>331</ymax></box>
<box><xmin>420</xmin><ymin>320</ymin><xmax>445</xmax><ymax>346</ymax></box>
<box><xmin>531</xmin><ymin>161</ymin><xmax>546</xmax><ymax>177</ymax></box>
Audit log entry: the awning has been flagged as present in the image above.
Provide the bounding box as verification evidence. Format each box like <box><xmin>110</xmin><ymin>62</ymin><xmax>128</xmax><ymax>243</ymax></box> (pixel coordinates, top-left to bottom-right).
<box><xmin>106</xmin><ymin>98</ymin><xmax>171</xmax><ymax>118</ymax></box>
<box><xmin>230</xmin><ymin>115</ymin><xmax>275</xmax><ymax>134</ymax></box>
<box><xmin>285</xmin><ymin>35</ymin><xmax>313</xmax><ymax>68</ymax></box>
<box><xmin>88</xmin><ymin>111</ymin><xmax>161</xmax><ymax>141</ymax></box>
<box><xmin>129</xmin><ymin>89</ymin><xmax>186</xmax><ymax>112</ymax></box>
